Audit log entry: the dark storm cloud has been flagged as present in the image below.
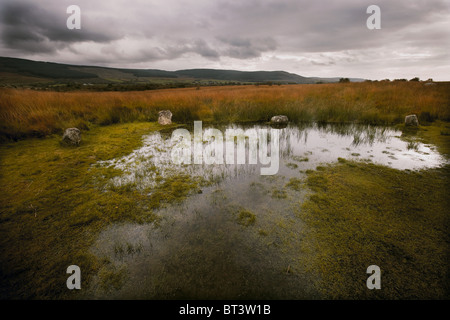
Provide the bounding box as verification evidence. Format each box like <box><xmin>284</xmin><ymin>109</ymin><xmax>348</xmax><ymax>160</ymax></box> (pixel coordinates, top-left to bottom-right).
<box><xmin>1</xmin><ymin>0</ymin><xmax>448</xmax><ymax>56</ymax></box>
<box><xmin>211</xmin><ymin>0</ymin><xmax>449</xmax><ymax>52</ymax></box>
<box><xmin>0</xmin><ymin>1</ymin><xmax>117</xmax><ymax>53</ymax></box>
<box><xmin>0</xmin><ymin>0</ymin><xmax>448</xmax><ymax>79</ymax></box>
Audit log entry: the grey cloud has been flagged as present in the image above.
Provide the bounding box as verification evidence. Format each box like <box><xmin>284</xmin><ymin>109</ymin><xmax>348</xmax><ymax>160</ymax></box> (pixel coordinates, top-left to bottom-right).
<box><xmin>112</xmin><ymin>39</ymin><xmax>220</xmax><ymax>63</ymax></box>
<box><xmin>212</xmin><ymin>0</ymin><xmax>449</xmax><ymax>53</ymax></box>
<box><xmin>311</xmin><ymin>60</ymin><xmax>336</xmax><ymax>66</ymax></box>
<box><xmin>218</xmin><ymin>36</ymin><xmax>277</xmax><ymax>59</ymax></box>
<box><xmin>191</xmin><ymin>39</ymin><xmax>220</xmax><ymax>59</ymax></box>
<box><xmin>0</xmin><ymin>0</ymin><xmax>448</xmax><ymax>80</ymax></box>
<box><xmin>0</xmin><ymin>1</ymin><xmax>118</xmax><ymax>53</ymax></box>
<box><xmin>159</xmin><ymin>39</ymin><xmax>220</xmax><ymax>60</ymax></box>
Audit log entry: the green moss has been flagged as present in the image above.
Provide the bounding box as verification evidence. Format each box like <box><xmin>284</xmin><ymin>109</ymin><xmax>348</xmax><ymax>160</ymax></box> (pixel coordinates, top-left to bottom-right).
<box><xmin>416</xmin><ymin>121</ymin><xmax>450</xmax><ymax>157</ymax></box>
<box><xmin>98</xmin><ymin>264</ymin><xmax>127</xmax><ymax>292</ymax></box>
<box><xmin>299</xmin><ymin>158</ymin><xmax>450</xmax><ymax>299</ymax></box>
<box><xmin>237</xmin><ymin>209</ymin><xmax>256</xmax><ymax>226</ymax></box>
<box><xmin>271</xmin><ymin>189</ymin><xmax>287</xmax><ymax>199</ymax></box>
<box><xmin>306</xmin><ymin>174</ymin><xmax>328</xmax><ymax>192</ymax></box>
<box><xmin>292</xmin><ymin>156</ymin><xmax>309</xmax><ymax>162</ymax></box>
<box><xmin>145</xmin><ymin>174</ymin><xmax>202</xmax><ymax>210</ymax></box>
<box><xmin>258</xmin><ymin>229</ymin><xmax>268</xmax><ymax>236</ymax></box>
<box><xmin>286</xmin><ymin>162</ymin><xmax>299</xmax><ymax>169</ymax></box>
<box><xmin>0</xmin><ymin>121</ymin><xmax>197</xmax><ymax>299</ymax></box>
<box><xmin>285</xmin><ymin>177</ymin><xmax>303</xmax><ymax>191</ymax></box>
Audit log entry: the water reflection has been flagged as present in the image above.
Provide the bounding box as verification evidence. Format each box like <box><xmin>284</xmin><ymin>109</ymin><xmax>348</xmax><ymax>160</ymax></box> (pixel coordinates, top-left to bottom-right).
<box><xmin>86</xmin><ymin>122</ymin><xmax>447</xmax><ymax>299</ymax></box>
<box><xmin>96</xmin><ymin>122</ymin><xmax>446</xmax><ymax>191</ymax></box>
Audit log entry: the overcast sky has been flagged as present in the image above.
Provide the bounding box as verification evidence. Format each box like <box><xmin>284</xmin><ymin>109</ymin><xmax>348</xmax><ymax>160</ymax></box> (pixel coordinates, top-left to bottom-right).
<box><xmin>0</xmin><ymin>0</ymin><xmax>449</xmax><ymax>80</ymax></box>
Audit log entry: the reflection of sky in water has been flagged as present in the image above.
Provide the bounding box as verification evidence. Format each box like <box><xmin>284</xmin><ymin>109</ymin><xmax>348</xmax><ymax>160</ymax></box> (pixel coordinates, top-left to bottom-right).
<box><xmin>86</xmin><ymin>123</ymin><xmax>448</xmax><ymax>299</ymax></box>
<box><xmin>95</xmin><ymin>123</ymin><xmax>447</xmax><ymax>190</ymax></box>
<box><xmin>280</xmin><ymin>124</ymin><xmax>445</xmax><ymax>171</ymax></box>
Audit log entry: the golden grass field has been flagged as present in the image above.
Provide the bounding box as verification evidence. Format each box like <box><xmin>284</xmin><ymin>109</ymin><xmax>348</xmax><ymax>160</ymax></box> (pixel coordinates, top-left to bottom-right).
<box><xmin>1</xmin><ymin>81</ymin><xmax>449</xmax><ymax>141</ymax></box>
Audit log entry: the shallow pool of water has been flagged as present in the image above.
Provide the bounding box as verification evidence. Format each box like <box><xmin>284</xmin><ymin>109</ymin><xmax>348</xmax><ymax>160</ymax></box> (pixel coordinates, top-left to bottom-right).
<box><xmin>84</xmin><ymin>123</ymin><xmax>447</xmax><ymax>299</ymax></box>
<box><xmin>97</xmin><ymin>123</ymin><xmax>446</xmax><ymax>189</ymax></box>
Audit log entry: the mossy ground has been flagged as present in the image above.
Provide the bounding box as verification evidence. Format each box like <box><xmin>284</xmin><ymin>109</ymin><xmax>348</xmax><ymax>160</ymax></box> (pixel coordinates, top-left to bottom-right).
<box><xmin>415</xmin><ymin>121</ymin><xmax>450</xmax><ymax>157</ymax></box>
<box><xmin>237</xmin><ymin>209</ymin><xmax>256</xmax><ymax>226</ymax></box>
<box><xmin>296</xmin><ymin>124</ymin><xmax>450</xmax><ymax>299</ymax></box>
<box><xmin>0</xmin><ymin>121</ymin><xmax>201</xmax><ymax>299</ymax></box>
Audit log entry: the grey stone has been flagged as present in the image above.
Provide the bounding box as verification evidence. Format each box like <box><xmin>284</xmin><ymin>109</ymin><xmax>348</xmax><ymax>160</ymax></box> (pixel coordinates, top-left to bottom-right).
<box><xmin>158</xmin><ymin>110</ymin><xmax>172</xmax><ymax>125</ymax></box>
<box><xmin>405</xmin><ymin>114</ymin><xmax>419</xmax><ymax>126</ymax></box>
<box><xmin>270</xmin><ymin>115</ymin><xmax>289</xmax><ymax>124</ymax></box>
<box><xmin>62</xmin><ymin>128</ymin><xmax>81</xmax><ymax>146</ymax></box>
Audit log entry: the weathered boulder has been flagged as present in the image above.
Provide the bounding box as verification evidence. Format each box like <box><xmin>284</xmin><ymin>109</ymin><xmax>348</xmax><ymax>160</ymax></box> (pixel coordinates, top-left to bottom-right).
<box><xmin>158</xmin><ymin>110</ymin><xmax>172</xmax><ymax>125</ymax></box>
<box><xmin>62</xmin><ymin>128</ymin><xmax>81</xmax><ymax>146</ymax></box>
<box><xmin>405</xmin><ymin>114</ymin><xmax>419</xmax><ymax>126</ymax></box>
<box><xmin>270</xmin><ymin>115</ymin><xmax>289</xmax><ymax>124</ymax></box>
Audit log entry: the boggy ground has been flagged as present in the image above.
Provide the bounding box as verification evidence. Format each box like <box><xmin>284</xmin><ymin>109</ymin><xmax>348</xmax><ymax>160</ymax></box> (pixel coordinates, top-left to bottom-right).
<box><xmin>0</xmin><ymin>122</ymin><xmax>203</xmax><ymax>299</ymax></box>
<box><xmin>298</xmin><ymin>123</ymin><xmax>450</xmax><ymax>299</ymax></box>
<box><xmin>0</xmin><ymin>81</ymin><xmax>449</xmax><ymax>299</ymax></box>
<box><xmin>0</xmin><ymin>119</ymin><xmax>448</xmax><ymax>299</ymax></box>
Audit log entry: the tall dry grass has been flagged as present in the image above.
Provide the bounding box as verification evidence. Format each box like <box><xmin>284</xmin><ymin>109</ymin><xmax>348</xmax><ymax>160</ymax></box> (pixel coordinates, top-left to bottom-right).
<box><xmin>1</xmin><ymin>81</ymin><xmax>449</xmax><ymax>140</ymax></box>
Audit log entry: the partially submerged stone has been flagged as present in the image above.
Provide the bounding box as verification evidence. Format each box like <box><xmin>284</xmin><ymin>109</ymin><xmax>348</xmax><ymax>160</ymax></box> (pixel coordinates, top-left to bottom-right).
<box><xmin>62</xmin><ymin>128</ymin><xmax>81</xmax><ymax>146</ymax></box>
<box><xmin>158</xmin><ymin>110</ymin><xmax>172</xmax><ymax>125</ymax></box>
<box><xmin>270</xmin><ymin>115</ymin><xmax>289</xmax><ymax>124</ymax></box>
<box><xmin>270</xmin><ymin>115</ymin><xmax>289</xmax><ymax>128</ymax></box>
<box><xmin>405</xmin><ymin>114</ymin><xmax>419</xmax><ymax>127</ymax></box>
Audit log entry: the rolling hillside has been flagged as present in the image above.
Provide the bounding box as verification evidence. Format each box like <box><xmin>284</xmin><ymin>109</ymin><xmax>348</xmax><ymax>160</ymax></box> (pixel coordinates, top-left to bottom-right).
<box><xmin>0</xmin><ymin>57</ymin><xmax>365</xmax><ymax>86</ymax></box>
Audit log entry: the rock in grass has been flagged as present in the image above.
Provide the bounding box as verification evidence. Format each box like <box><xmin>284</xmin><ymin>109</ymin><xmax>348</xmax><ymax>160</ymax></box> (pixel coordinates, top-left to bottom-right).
<box><xmin>62</xmin><ymin>128</ymin><xmax>81</xmax><ymax>146</ymax></box>
<box><xmin>270</xmin><ymin>115</ymin><xmax>289</xmax><ymax>128</ymax></box>
<box><xmin>158</xmin><ymin>110</ymin><xmax>172</xmax><ymax>125</ymax></box>
<box><xmin>405</xmin><ymin>114</ymin><xmax>419</xmax><ymax>126</ymax></box>
<box><xmin>270</xmin><ymin>115</ymin><xmax>289</xmax><ymax>124</ymax></box>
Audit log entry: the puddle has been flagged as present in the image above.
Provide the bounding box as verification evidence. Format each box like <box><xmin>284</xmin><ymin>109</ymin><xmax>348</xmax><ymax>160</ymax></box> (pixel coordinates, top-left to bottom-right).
<box><xmin>83</xmin><ymin>123</ymin><xmax>447</xmax><ymax>299</ymax></box>
<box><xmin>96</xmin><ymin>123</ymin><xmax>446</xmax><ymax>190</ymax></box>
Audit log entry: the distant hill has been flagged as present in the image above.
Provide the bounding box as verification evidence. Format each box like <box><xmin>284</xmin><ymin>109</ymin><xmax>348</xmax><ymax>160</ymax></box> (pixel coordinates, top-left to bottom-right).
<box><xmin>0</xmin><ymin>57</ymin><xmax>99</xmax><ymax>79</ymax></box>
<box><xmin>0</xmin><ymin>57</ymin><xmax>365</xmax><ymax>86</ymax></box>
<box><xmin>173</xmin><ymin>69</ymin><xmax>311</xmax><ymax>83</ymax></box>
